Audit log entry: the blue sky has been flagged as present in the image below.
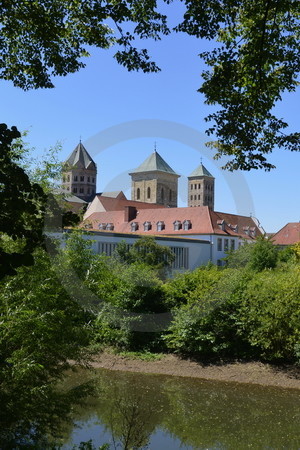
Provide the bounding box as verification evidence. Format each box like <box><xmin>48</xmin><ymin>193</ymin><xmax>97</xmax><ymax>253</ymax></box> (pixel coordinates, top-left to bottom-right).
<box><xmin>1</xmin><ymin>8</ymin><xmax>299</xmax><ymax>233</ymax></box>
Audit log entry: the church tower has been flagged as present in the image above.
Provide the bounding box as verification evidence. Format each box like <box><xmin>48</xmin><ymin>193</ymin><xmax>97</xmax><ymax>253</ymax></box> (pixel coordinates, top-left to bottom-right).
<box><xmin>129</xmin><ymin>150</ymin><xmax>180</xmax><ymax>207</ymax></box>
<box><xmin>62</xmin><ymin>142</ymin><xmax>97</xmax><ymax>202</ymax></box>
<box><xmin>188</xmin><ymin>162</ymin><xmax>215</xmax><ymax>210</ymax></box>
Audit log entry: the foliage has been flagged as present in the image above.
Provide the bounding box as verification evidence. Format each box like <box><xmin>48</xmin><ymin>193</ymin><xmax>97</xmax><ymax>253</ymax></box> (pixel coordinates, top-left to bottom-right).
<box><xmin>238</xmin><ymin>267</ymin><xmax>300</xmax><ymax>361</ymax></box>
<box><xmin>247</xmin><ymin>235</ymin><xmax>278</xmax><ymax>271</ymax></box>
<box><xmin>1</xmin><ymin>2</ymin><xmax>300</xmax><ymax>169</ymax></box>
<box><xmin>0</xmin><ymin>248</ymin><xmax>92</xmax><ymax>446</ymax></box>
<box><xmin>114</xmin><ymin>236</ymin><xmax>175</xmax><ymax>278</ymax></box>
<box><xmin>225</xmin><ymin>236</ymin><xmax>278</xmax><ymax>271</ymax></box>
<box><xmin>164</xmin><ymin>269</ymin><xmax>253</xmax><ymax>358</ymax></box>
<box><xmin>0</xmin><ymin>123</ymin><xmax>47</xmax><ymax>279</ymax></box>
<box><xmin>292</xmin><ymin>241</ymin><xmax>300</xmax><ymax>261</ymax></box>
<box><xmin>177</xmin><ymin>0</ymin><xmax>300</xmax><ymax>170</ymax></box>
<box><xmin>162</xmin><ymin>265</ymin><xmax>224</xmax><ymax>309</ymax></box>
<box><xmin>0</xmin><ymin>0</ymin><xmax>169</xmax><ymax>90</ymax></box>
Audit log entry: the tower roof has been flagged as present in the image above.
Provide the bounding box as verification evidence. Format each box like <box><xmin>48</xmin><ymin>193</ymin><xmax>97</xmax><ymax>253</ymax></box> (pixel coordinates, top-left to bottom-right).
<box><xmin>188</xmin><ymin>163</ymin><xmax>214</xmax><ymax>178</ymax></box>
<box><xmin>65</xmin><ymin>142</ymin><xmax>96</xmax><ymax>170</ymax></box>
<box><xmin>130</xmin><ymin>151</ymin><xmax>179</xmax><ymax>176</ymax></box>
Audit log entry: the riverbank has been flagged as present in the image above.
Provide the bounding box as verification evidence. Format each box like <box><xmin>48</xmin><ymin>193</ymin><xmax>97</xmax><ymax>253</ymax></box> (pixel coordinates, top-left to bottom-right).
<box><xmin>90</xmin><ymin>352</ymin><xmax>300</xmax><ymax>390</ymax></box>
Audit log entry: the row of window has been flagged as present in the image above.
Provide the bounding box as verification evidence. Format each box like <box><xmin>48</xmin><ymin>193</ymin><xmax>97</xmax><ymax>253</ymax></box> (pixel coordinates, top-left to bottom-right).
<box><xmin>190</xmin><ymin>183</ymin><xmax>213</xmax><ymax>191</ymax></box>
<box><xmin>97</xmin><ymin>241</ymin><xmax>189</xmax><ymax>270</ymax></box>
<box><xmin>136</xmin><ymin>187</ymin><xmax>173</xmax><ymax>202</ymax></box>
<box><xmin>217</xmin><ymin>238</ymin><xmax>235</xmax><ymax>252</ymax></box>
<box><xmin>131</xmin><ymin>220</ymin><xmax>192</xmax><ymax>232</ymax></box>
<box><xmin>63</xmin><ymin>175</ymin><xmax>95</xmax><ymax>183</ymax></box>
<box><xmin>73</xmin><ymin>187</ymin><xmax>95</xmax><ymax>195</ymax></box>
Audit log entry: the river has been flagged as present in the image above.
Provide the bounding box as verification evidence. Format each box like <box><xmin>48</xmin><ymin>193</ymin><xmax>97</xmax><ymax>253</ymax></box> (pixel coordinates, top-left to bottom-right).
<box><xmin>60</xmin><ymin>368</ymin><xmax>300</xmax><ymax>449</ymax></box>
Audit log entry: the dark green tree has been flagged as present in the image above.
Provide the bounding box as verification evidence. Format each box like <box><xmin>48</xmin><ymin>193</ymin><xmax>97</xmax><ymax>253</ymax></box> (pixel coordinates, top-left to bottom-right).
<box><xmin>0</xmin><ymin>123</ymin><xmax>47</xmax><ymax>279</ymax></box>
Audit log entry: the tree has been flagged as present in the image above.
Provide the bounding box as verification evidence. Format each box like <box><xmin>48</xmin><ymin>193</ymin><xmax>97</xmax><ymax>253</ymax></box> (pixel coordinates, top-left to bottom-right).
<box><xmin>248</xmin><ymin>235</ymin><xmax>278</xmax><ymax>271</ymax></box>
<box><xmin>115</xmin><ymin>236</ymin><xmax>175</xmax><ymax>276</ymax></box>
<box><xmin>0</xmin><ymin>0</ymin><xmax>169</xmax><ymax>90</ymax></box>
<box><xmin>176</xmin><ymin>0</ymin><xmax>300</xmax><ymax>170</ymax></box>
<box><xmin>1</xmin><ymin>1</ymin><xmax>299</xmax><ymax>170</ymax></box>
<box><xmin>0</xmin><ymin>123</ymin><xmax>47</xmax><ymax>279</ymax></box>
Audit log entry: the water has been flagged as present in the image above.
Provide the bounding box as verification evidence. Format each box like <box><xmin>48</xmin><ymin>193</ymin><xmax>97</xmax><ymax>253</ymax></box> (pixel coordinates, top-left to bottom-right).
<box><xmin>60</xmin><ymin>368</ymin><xmax>300</xmax><ymax>449</ymax></box>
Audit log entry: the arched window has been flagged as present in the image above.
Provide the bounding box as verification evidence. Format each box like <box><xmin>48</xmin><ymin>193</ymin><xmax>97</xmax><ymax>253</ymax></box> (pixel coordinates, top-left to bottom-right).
<box><xmin>137</xmin><ymin>188</ymin><xmax>140</xmax><ymax>200</ymax></box>
<box><xmin>147</xmin><ymin>187</ymin><xmax>151</xmax><ymax>199</ymax></box>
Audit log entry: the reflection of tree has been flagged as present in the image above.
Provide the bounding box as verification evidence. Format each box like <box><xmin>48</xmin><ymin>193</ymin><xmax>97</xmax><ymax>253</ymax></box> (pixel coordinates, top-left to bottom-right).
<box><xmin>109</xmin><ymin>392</ymin><xmax>152</xmax><ymax>449</ymax></box>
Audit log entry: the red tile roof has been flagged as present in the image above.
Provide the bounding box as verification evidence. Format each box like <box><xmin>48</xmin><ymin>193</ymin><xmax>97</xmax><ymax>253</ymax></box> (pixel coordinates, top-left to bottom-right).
<box><xmin>271</xmin><ymin>223</ymin><xmax>300</xmax><ymax>245</ymax></box>
<box><xmin>83</xmin><ymin>204</ymin><xmax>261</xmax><ymax>239</ymax></box>
<box><xmin>93</xmin><ymin>194</ymin><xmax>166</xmax><ymax>212</ymax></box>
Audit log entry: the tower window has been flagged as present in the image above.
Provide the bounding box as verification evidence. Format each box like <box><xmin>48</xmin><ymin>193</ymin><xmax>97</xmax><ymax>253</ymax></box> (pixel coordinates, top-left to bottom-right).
<box><xmin>87</xmin><ymin>188</ymin><xmax>90</xmax><ymax>194</ymax></box>
<box><xmin>198</xmin><ymin>184</ymin><xmax>200</xmax><ymax>189</ymax></box>
<box><xmin>198</xmin><ymin>194</ymin><xmax>200</xmax><ymax>200</ymax></box>
<box><xmin>194</xmin><ymin>184</ymin><xmax>197</xmax><ymax>189</ymax></box>
<box><xmin>74</xmin><ymin>176</ymin><xmax>78</xmax><ymax>181</ymax></box>
<box><xmin>67</xmin><ymin>175</ymin><xmax>70</xmax><ymax>182</ymax></box>
<box><xmin>169</xmin><ymin>190</ymin><xmax>172</xmax><ymax>201</ymax></box>
<box><xmin>79</xmin><ymin>187</ymin><xmax>84</xmax><ymax>193</ymax></box>
<box><xmin>191</xmin><ymin>184</ymin><xmax>193</xmax><ymax>190</ymax></box>
<box><xmin>137</xmin><ymin>188</ymin><xmax>140</xmax><ymax>200</ymax></box>
<box><xmin>80</xmin><ymin>176</ymin><xmax>84</xmax><ymax>182</ymax></box>
<box><xmin>161</xmin><ymin>188</ymin><xmax>164</xmax><ymax>201</ymax></box>
<box><xmin>63</xmin><ymin>176</ymin><xmax>66</xmax><ymax>183</ymax></box>
<box><xmin>190</xmin><ymin>195</ymin><xmax>193</xmax><ymax>200</ymax></box>
<box><xmin>194</xmin><ymin>195</ymin><xmax>196</xmax><ymax>200</ymax></box>
<box><xmin>147</xmin><ymin>187</ymin><xmax>151</xmax><ymax>199</ymax></box>
<box><xmin>73</xmin><ymin>187</ymin><xmax>77</xmax><ymax>193</ymax></box>
<box><xmin>92</xmin><ymin>178</ymin><xmax>95</xmax><ymax>183</ymax></box>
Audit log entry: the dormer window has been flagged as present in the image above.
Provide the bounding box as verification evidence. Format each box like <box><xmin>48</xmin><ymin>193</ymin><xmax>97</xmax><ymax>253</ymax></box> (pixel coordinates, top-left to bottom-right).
<box><xmin>173</xmin><ymin>220</ymin><xmax>182</xmax><ymax>231</ymax></box>
<box><xmin>143</xmin><ymin>221</ymin><xmax>152</xmax><ymax>231</ymax></box>
<box><xmin>217</xmin><ymin>219</ymin><xmax>225</xmax><ymax>231</ymax></box>
<box><xmin>183</xmin><ymin>220</ymin><xmax>191</xmax><ymax>231</ymax></box>
<box><xmin>243</xmin><ymin>226</ymin><xmax>250</xmax><ymax>236</ymax></box>
<box><xmin>131</xmin><ymin>222</ymin><xmax>139</xmax><ymax>232</ymax></box>
<box><xmin>250</xmin><ymin>227</ymin><xmax>256</xmax><ymax>237</ymax></box>
<box><xmin>157</xmin><ymin>221</ymin><xmax>165</xmax><ymax>231</ymax></box>
<box><xmin>106</xmin><ymin>223</ymin><xmax>114</xmax><ymax>231</ymax></box>
<box><xmin>98</xmin><ymin>223</ymin><xmax>106</xmax><ymax>230</ymax></box>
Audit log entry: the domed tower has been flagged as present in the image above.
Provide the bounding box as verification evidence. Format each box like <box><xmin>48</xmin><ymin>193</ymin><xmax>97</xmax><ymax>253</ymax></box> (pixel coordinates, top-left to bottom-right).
<box><xmin>129</xmin><ymin>150</ymin><xmax>180</xmax><ymax>207</ymax></box>
<box><xmin>188</xmin><ymin>161</ymin><xmax>215</xmax><ymax>210</ymax></box>
<box><xmin>62</xmin><ymin>142</ymin><xmax>97</xmax><ymax>202</ymax></box>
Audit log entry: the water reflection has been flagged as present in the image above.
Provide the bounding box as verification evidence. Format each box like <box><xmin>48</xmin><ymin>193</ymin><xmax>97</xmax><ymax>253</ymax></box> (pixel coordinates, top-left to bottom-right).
<box><xmin>62</xmin><ymin>369</ymin><xmax>300</xmax><ymax>449</ymax></box>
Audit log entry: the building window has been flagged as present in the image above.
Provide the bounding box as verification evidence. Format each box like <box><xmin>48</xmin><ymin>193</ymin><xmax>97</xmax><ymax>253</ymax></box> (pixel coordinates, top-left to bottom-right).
<box><xmin>74</xmin><ymin>176</ymin><xmax>78</xmax><ymax>181</ymax></box>
<box><xmin>143</xmin><ymin>221</ymin><xmax>151</xmax><ymax>231</ymax></box>
<box><xmin>198</xmin><ymin>194</ymin><xmax>200</xmax><ymax>200</ymax></box>
<box><xmin>224</xmin><ymin>239</ymin><xmax>229</xmax><ymax>251</ymax></box>
<box><xmin>87</xmin><ymin>176</ymin><xmax>90</xmax><ymax>182</ymax></box>
<box><xmin>106</xmin><ymin>223</ymin><xmax>114</xmax><ymax>231</ymax></box>
<box><xmin>79</xmin><ymin>187</ymin><xmax>84</xmax><ymax>193</ymax></box>
<box><xmin>98</xmin><ymin>223</ymin><xmax>106</xmax><ymax>230</ymax></box>
<box><xmin>67</xmin><ymin>175</ymin><xmax>70</xmax><ymax>182</ymax></box>
<box><xmin>169</xmin><ymin>190</ymin><xmax>172</xmax><ymax>202</ymax></box>
<box><xmin>194</xmin><ymin>195</ymin><xmax>197</xmax><ymax>200</ymax></box>
<box><xmin>157</xmin><ymin>221</ymin><xmax>165</xmax><ymax>231</ymax></box>
<box><xmin>147</xmin><ymin>187</ymin><xmax>151</xmax><ymax>199</ymax></box>
<box><xmin>131</xmin><ymin>222</ymin><xmax>139</xmax><ymax>232</ymax></box>
<box><xmin>62</xmin><ymin>176</ymin><xmax>66</xmax><ymax>183</ymax></box>
<box><xmin>173</xmin><ymin>220</ymin><xmax>182</xmax><ymax>231</ymax></box>
<box><xmin>191</xmin><ymin>184</ymin><xmax>193</xmax><ymax>190</ymax></box>
<box><xmin>190</xmin><ymin>195</ymin><xmax>193</xmax><ymax>200</ymax></box>
<box><xmin>92</xmin><ymin>178</ymin><xmax>95</xmax><ymax>183</ymax></box>
<box><xmin>87</xmin><ymin>188</ymin><xmax>90</xmax><ymax>194</ymax></box>
<box><xmin>80</xmin><ymin>176</ymin><xmax>84</xmax><ymax>182</ymax></box>
<box><xmin>137</xmin><ymin>188</ymin><xmax>140</xmax><ymax>200</ymax></box>
<box><xmin>73</xmin><ymin>187</ymin><xmax>77</xmax><ymax>193</ymax></box>
<box><xmin>183</xmin><ymin>220</ymin><xmax>191</xmax><ymax>231</ymax></box>
<box><xmin>217</xmin><ymin>238</ymin><xmax>222</xmax><ymax>251</ymax></box>
<box><xmin>161</xmin><ymin>188</ymin><xmax>164</xmax><ymax>201</ymax></box>
<box><xmin>231</xmin><ymin>239</ymin><xmax>235</xmax><ymax>251</ymax></box>
<box><xmin>66</xmin><ymin>186</ymin><xmax>69</xmax><ymax>191</ymax></box>
<box><xmin>170</xmin><ymin>247</ymin><xmax>189</xmax><ymax>269</ymax></box>
<box><xmin>194</xmin><ymin>184</ymin><xmax>197</xmax><ymax>189</ymax></box>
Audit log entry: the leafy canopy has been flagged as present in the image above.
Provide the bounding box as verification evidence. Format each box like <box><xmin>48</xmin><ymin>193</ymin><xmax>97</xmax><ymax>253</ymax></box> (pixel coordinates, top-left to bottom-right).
<box><xmin>1</xmin><ymin>1</ymin><xmax>300</xmax><ymax>170</ymax></box>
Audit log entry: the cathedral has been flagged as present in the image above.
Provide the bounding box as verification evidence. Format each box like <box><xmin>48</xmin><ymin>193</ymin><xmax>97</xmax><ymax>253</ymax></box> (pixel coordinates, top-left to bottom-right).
<box><xmin>62</xmin><ymin>142</ymin><xmax>215</xmax><ymax>209</ymax></box>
